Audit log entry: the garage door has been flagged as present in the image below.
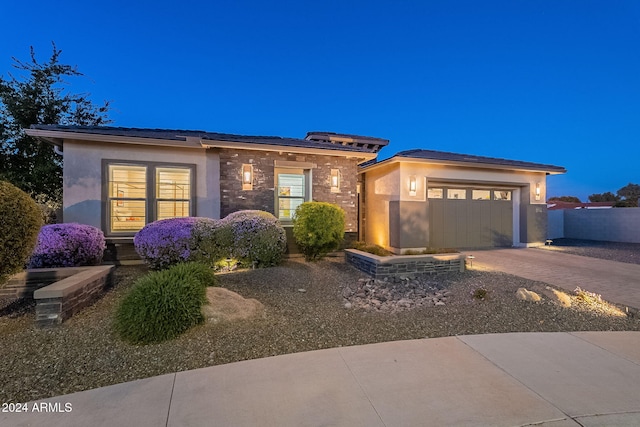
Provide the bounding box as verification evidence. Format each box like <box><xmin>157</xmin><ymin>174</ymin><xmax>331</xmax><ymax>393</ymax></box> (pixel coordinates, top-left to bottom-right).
<box><xmin>428</xmin><ymin>187</ymin><xmax>513</xmax><ymax>249</ymax></box>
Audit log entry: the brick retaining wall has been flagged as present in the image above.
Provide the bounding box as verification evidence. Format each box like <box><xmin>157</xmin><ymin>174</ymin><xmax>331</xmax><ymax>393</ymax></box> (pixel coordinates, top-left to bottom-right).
<box><xmin>345</xmin><ymin>249</ymin><xmax>465</xmax><ymax>279</ymax></box>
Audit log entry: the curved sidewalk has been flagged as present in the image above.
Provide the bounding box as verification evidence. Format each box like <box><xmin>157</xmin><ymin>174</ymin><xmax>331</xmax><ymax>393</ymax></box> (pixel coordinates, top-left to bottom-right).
<box><xmin>2</xmin><ymin>332</ymin><xmax>640</xmax><ymax>427</ymax></box>
<box><xmin>465</xmin><ymin>248</ymin><xmax>640</xmax><ymax>312</ymax></box>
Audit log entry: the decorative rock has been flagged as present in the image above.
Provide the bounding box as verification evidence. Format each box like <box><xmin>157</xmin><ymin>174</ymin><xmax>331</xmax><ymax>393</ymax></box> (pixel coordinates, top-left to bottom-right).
<box><xmin>298</xmin><ymin>288</ymin><xmax>307</xmax><ymax>293</ymax></box>
<box><xmin>203</xmin><ymin>288</ymin><xmax>265</xmax><ymax>323</ymax></box>
<box><xmin>342</xmin><ymin>287</ymin><xmax>354</xmax><ymax>298</ymax></box>
<box><xmin>516</xmin><ymin>288</ymin><xmax>541</xmax><ymax>302</ymax></box>
<box><xmin>345</xmin><ymin>275</ymin><xmax>457</xmax><ymax>312</ymax></box>
<box><xmin>344</xmin><ymin>302</ymin><xmax>352</xmax><ymax>309</ymax></box>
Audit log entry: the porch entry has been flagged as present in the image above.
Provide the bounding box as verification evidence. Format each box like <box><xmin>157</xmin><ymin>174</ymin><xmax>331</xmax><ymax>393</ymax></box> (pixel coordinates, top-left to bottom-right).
<box><xmin>428</xmin><ymin>186</ymin><xmax>513</xmax><ymax>248</ymax></box>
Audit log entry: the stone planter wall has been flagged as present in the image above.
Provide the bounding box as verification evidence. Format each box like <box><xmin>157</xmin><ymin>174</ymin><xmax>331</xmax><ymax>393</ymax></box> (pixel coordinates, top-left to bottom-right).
<box><xmin>345</xmin><ymin>249</ymin><xmax>465</xmax><ymax>279</ymax></box>
<box><xmin>1</xmin><ymin>268</ymin><xmax>82</xmax><ymax>299</ymax></box>
<box><xmin>3</xmin><ymin>266</ymin><xmax>115</xmax><ymax>328</ymax></box>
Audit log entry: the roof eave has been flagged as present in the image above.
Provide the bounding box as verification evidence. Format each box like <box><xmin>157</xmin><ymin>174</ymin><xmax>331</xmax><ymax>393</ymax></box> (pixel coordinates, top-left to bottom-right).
<box><xmin>25</xmin><ymin>129</ymin><xmax>203</xmax><ymax>149</ymax></box>
<box><xmin>25</xmin><ymin>129</ymin><xmax>377</xmax><ymax>162</ymax></box>
<box><xmin>360</xmin><ymin>155</ymin><xmax>566</xmax><ymax>175</ymax></box>
<box><xmin>200</xmin><ymin>139</ymin><xmax>377</xmax><ymax>162</ymax></box>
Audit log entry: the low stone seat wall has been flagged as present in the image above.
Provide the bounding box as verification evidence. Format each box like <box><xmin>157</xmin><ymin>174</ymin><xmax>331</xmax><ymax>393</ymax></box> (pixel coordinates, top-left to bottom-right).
<box><xmin>2</xmin><ymin>266</ymin><xmax>115</xmax><ymax>327</ymax></box>
<box><xmin>345</xmin><ymin>249</ymin><xmax>465</xmax><ymax>279</ymax></box>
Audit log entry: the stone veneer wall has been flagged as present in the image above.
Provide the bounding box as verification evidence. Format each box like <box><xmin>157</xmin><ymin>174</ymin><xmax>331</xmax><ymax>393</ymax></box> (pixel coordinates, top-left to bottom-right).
<box><xmin>0</xmin><ymin>269</ymin><xmax>81</xmax><ymax>299</ymax></box>
<box><xmin>345</xmin><ymin>249</ymin><xmax>465</xmax><ymax>279</ymax></box>
<box><xmin>217</xmin><ymin>149</ymin><xmax>360</xmax><ymax>232</ymax></box>
<box><xmin>33</xmin><ymin>266</ymin><xmax>115</xmax><ymax>327</ymax></box>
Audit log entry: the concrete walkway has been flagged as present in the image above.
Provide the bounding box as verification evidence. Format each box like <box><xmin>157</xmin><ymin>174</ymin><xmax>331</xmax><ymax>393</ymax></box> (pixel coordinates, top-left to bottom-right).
<box><xmin>2</xmin><ymin>332</ymin><xmax>640</xmax><ymax>427</ymax></box>
<box><xmin>466</xmin><ymin>248</ymin><xmax>640</xmax><ymax>312</ymax></box>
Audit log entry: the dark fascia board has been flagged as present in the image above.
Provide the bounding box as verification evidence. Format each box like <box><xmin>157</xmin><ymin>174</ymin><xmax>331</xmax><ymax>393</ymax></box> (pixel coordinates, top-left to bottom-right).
<box><xmin>360</xmin><ymin>150</ymin><xmax>567</xmax><ymax>175</ymax></box>
<box><xmin>26</xmin><ymin>125</ymin><xmax>378</xmax><ymax>162</ymax></box>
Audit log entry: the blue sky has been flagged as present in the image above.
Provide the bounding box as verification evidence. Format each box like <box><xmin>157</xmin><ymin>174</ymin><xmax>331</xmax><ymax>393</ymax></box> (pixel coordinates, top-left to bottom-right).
<box><xmin>2</xmin><ymin>0</ymin><xmax>640</xmax><ymax>201</ymax></box>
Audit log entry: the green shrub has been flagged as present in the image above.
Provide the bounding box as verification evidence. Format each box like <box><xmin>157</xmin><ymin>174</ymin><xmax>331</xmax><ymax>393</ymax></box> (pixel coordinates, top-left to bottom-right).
<box><xmin>221</xmin><ymin>210</ymin><xmax>287</xmax><ymax>267</ymax></box>
<box><xmin>189</xmin><ymin>218</ymin><xmax>234</xmax><ymax>265</ymax></box>
<box><xmin>293</xmin><ymin>202</ymin><xmax>345</xmax><ymax>261</ymax></box>
<box><xmin>0</xmin><ymin>181</ymin><xmax>43</xmax><ymax>284</ymax></box>
<box><xmin>169</xmin><ymin>261</ymin><xmax>217</xmax><ymax>287</ymax></box>
<box><xmin>115</xmin><ymin>262</ymin><xmax>212</xmax><ymax>344</ymax></box>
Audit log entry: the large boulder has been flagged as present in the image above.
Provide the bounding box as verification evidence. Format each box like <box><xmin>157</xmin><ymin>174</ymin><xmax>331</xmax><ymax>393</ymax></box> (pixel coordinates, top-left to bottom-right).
<box><xmin>203</xmin><ymin>288</ymin><xmax>265</xmax><ymax>322</ymax></box>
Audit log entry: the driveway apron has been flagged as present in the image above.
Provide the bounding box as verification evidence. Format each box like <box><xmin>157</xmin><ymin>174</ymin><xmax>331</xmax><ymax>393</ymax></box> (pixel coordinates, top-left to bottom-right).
<box><xmin>466</xmin><ymin>248</ymin><xmax>640</xmax><ymax>311</ymax></box>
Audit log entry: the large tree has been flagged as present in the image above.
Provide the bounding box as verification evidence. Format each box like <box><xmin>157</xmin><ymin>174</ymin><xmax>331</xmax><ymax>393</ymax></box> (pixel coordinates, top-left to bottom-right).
<box><xmin>0</xmin><ymin>43</ymin><xmax>110</xmax><ymax>199</ymax></box>
<box><xmin>588</xmin><ymin>192</ymin><xmax>619</xmax><ymax>203</ymax></box>
<box><xmin>548</xmin><ymin>196</ymin><xmax>581</xmax><ymax>203</ymax></box>
<box><xmin>616</xmin><ymin>183</ymin><xmax>640</xmax><ymax>207</ymax></box>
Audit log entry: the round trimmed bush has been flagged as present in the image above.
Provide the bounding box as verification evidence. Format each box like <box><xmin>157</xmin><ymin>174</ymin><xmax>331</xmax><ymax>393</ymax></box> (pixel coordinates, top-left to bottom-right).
<box><xmin>293</xmin><ymin>202</ymin><xmax>345</xmax><ymax>260</ymax></box>
<box><xmin>220</xmin><ymin>210</ymin><xmax>286</xmax><ymax>267</ymax></box>
<box><xmin>189</xmin><ymin>218</ymin><xmax>233</xmax><ymax>266</ymax></box>
<box><xmin>134</xmin><ymin>217</ymin><xmax>217</xmax><ymax>270</ymax></box>
<box><xmin>0</xmin><ymin>181</ymin><xmax>43</xmax><ymax>283</ymax></box>
<box><xmin>27</xmin><ymin>223</ymin><xmax>106</xmax><ymax>268</ymax></box>
<box><xmin>115</xmin><ymin>262</ymin><xmax>210</xmax><ymax>344</ymax></box>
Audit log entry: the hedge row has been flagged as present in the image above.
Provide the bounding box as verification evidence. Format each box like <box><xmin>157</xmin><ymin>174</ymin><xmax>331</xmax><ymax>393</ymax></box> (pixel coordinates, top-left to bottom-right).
<box><xmin>134</xmin><ymin>210</ymin><xmax>287</xmax><ymax>270</ymax></box>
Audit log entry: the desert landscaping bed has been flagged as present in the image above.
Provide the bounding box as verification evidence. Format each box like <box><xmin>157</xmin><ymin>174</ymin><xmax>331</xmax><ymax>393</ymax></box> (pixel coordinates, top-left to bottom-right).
<box><xmin>1</xmin><ymin>252</ymin><xmax>639</xmax><ymax>404</ymax></box>
<box><xmin>538</xmin><ymin>238</ymin><xmax>640</xmax><ymax>265</ymax></box>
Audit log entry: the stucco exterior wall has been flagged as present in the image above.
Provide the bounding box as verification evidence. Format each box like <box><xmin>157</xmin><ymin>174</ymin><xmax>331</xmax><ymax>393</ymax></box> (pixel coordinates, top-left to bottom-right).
<box><xmin>363</xmin><ymin>163</ymin><xmax>400</xmax><ymax>248</ymax></box>
<box><xmin>397</xmin><ymin>162</ymin><xmax>547</xmax><ymax>203</ymax></box>
<box><xmin>62</xmin><ymin>140</ymin><xmax>220</xmax><ymax>230</ymax></box>
<box><xmin>362</xmin><ymin>160</ymin><xmax>550</xmax><ymax>250</ymax></box>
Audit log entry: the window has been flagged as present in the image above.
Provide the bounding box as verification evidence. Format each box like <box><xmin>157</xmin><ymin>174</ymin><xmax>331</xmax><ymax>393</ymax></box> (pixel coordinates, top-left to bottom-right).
<box><xmin>277</xmin><ymin>173</ymin><xmax>306</xmax><ymax>221</ymax></box>
<box><xmin>156</xmin><ymin>168</ymin><xmax>191</xmax><ymax>220</ymax></box>
<box><xmin>108</xmin><ymin>165</ymin><xmax>147</xmax><ymax>233</ymax></box>
<box><xmin>427</xmin><ymin>188</ymin><xmax>443</xmax><ymax>199</ymax></box>
<box><xmin>472</xmin><ymin>190</ymin><xmax>491</xmax><ymax>200</ymax></box>
<box><xmin>494</xmin><ymin>190</ymin><xmax>512</xmax><ymax>201</ymax></box>
<box><xmin>447</xmin><ymin>189</ymin><xmax>467</xmax><ymax>200</ymax></box>
<box><xmin>106</xmin><ymin>162</ymin><xmax>194</xmax><ymax>234</ymax></box>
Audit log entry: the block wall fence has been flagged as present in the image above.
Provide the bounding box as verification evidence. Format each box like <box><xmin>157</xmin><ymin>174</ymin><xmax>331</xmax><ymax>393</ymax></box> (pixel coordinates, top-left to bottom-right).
<box><xmin>547</xmin><ymin>208</ymin><xmax>640</xmax><ymax>243</ymax></box>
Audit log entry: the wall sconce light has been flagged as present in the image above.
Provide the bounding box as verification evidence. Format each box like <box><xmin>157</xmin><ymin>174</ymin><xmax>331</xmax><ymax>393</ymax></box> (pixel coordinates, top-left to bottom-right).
<box><xmin>409</xmin><ymin>175</ymin><xmax>417</xmax><ymax>196</ymax></box>
<box><xmin>535</xmin><ymin>183</ymin><xmax>541</xmax><ymax>201</ymax></box>
<box><xmin>330</xmin><ymin>169</ymin><xmax>340</xmax><ymax>193</ymax></box>
<box><xmin>242</xmin><ymin>164</ymin><xmax>253</xmax><ymax>190</ymax></box>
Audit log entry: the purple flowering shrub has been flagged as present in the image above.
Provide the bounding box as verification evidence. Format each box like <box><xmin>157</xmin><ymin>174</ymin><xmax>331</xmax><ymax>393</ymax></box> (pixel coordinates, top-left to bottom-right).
<box><xmin>134</xmin><ymin>217</ymin><xmax>217</xmax><ymax>270</ymax></box>
<box><xmin>28</xmin><ymin>223</ymin><xmax>106</xmax><ymax>268</ymax></box>
<box><xmin>220</xmin><ymin>210</ymin><xmax>286</xmax><ymax>267</ymax></box>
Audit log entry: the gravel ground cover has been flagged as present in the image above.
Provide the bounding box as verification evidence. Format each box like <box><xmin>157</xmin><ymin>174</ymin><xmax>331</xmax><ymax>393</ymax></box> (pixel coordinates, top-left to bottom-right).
<box><xmin>1</xmin><ymin>252</ymin><xmax>639</xmax><ymax>403</ymax></box>
<box><xmin>537</xmin><ymin>238</ymin><xmax>640</xmax><ymax>265</ymax></box>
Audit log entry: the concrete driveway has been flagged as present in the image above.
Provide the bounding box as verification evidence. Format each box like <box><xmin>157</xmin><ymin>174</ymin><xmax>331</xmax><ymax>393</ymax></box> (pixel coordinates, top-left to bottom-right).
<box><xmin>465</xmin><ymin>248</ymin><xmax>640</xmax><ymax>311</ymax></box>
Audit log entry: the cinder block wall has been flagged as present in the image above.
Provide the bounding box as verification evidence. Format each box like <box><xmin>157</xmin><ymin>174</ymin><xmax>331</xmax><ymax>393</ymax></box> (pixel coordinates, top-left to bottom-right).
<box><xmin>555</xmin><ymin>208</ymin><xmax>640</xmax><ymax>243</ymax></box>
<box><xmin>547</xmin><ymin>210</ymin><xmax>564</xmax><ymax>239</ymax></box>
